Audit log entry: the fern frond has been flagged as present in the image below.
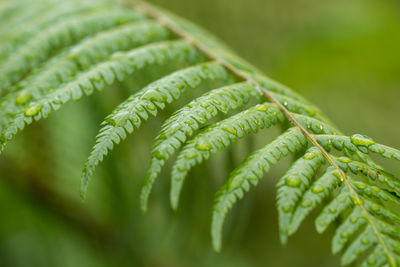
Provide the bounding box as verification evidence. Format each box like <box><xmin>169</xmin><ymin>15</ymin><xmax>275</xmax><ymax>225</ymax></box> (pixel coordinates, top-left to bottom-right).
<box><xmin>288</xmin><ymin>167</ymin><xmax>342</xmax><ymax>235</ymax></box>
<box><xmin>315</xmin><ymin>187</ymin><xmax>353</xmax><ymax>233</ymax></box>
<box><xmin>351</xmin><ymin>181</ymin><xmax>400</xmax><ymax>206</ymax></box>
<box><xmin>0</xmin><ymin>0</ymin><xmax>53</xmax><ymax>35</ymax></box>
<box><xmin>140</xmin><ymin>83</ymin><xmax>326</xmax><ymax>211</ymax></box>
<box><xmin>0</xmin><ymin>6</ymin><xmax>145</xmax><ymax>93</ymax></box>
<box><xmin>335</xmin><ymin>156</ymin><xmax>400</xmax><ymax>196</ymax></box>
<box><xmin>211</xmin><ymin>116</ymin><xmax>338</xmax><ymax>249</ymax></box>
<box><xmin>0</xmin><ymin>0</ymin><xmax>110</xmax><ymax>61</ymax></box>
<box><xmin>0</xmin><ymin>1</ymin><xmax>399</xmax><ymax>265</ymax></box>
<box><xmin>81</xmin><ymin>61</ymin><xmax>233</xmax><ymax>197</ymax></box>
<box><xmin>0</xmin><ymin>21</ymin><xmax>171</xmax><ymax>127</ymax></box>
<box><xmin>316</xmin><ymin>134</ymin><xmax>400</xmax><ymax>161</ymax></box>
<box><xmin>211</xmin><ymin>127</ymin><xmax>307</xmax><ymax>251</ymax></box>
<box><xmin>277</xmin><ymin>147</ymin><xmax>326</xmax><ymax>244</ymax></box>
<box><xmin>140</xmin><ymin>82</ymin><xmax>261</xmax><ymax>211</ymax></box>
<box><xmin>170</xmin><ymin>103</ymin><xmax>285</xmax><ymax>209</ymax></box>
<box><xmin>1</xmin><ymin>40</ymin><xmax>204</xmax><ymax>151</ymax></box>
<box><xmin>317</xmin><ymin>183</ymin><xmax>400</xmax><ymax>266</ymax></box>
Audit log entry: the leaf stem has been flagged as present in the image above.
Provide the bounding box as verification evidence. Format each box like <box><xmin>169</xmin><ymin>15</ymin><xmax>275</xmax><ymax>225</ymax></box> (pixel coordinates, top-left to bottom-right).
<box><xmin>124</xmin><ymin>1</ymin><xmax>396</xmax><ymax>265</ymax></box>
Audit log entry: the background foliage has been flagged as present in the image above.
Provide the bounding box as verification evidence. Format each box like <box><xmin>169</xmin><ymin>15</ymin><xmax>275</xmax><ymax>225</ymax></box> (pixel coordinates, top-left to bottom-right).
<box><xmin>0</xmin><ymin>0</ymin><xmax>399</xmax><ymax>266</ymax></box>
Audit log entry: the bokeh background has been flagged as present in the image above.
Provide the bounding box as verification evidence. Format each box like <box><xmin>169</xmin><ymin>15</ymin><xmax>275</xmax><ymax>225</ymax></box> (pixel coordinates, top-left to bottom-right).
<box><xmin>0</xmin><ymin>0</ymin><xmax>399</xmax><ymax>266</ymax></box>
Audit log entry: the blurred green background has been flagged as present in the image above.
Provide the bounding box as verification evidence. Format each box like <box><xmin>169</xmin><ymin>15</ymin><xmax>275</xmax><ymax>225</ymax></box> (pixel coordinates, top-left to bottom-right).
<box><xmin>0</xmin><ymin>0</ymin><xmax>399</xmax><ymax>266</ymax></box>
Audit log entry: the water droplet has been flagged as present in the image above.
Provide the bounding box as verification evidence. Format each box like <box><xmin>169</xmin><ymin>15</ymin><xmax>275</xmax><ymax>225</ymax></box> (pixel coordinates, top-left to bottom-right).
<box><xmin>223</xmin><ymin>126</ymin><xmax>237</xmax><ymax>135</ymax></box>
<box><xmin>256</xmin><ymin>105</ymin><xmax>268</xmax><ymax>111</ymax></box>
<box><xmin>24</xmin><ymin>103</ymin><xmax>42</xmax><ymax>117</ymax></box>
<box><xmin>361</xmin><ymin>237</ymin><xmax>370</xmax><ymax>245</ymax></box>
<box><xmin>350</xmin><ymin>134</ymin><xmax>375</xmax><ymax>147</ymax></box>
<box><xmin>356</xmin><ymin>249</ymin><xmax>363</xmax><ymax>256</ymax></box>
<box><xmin>176</xmin><ymin>84</ymin><xmax>185</xmax><ymax>90</ymax></box>
<box><xmin>285</xmin><ymin>176</ymin><xmax>301</xmax><ymax>187</ymax></box>
<box><xmin>371</xmin><ymin>204</ymin><xmax>380</xmax><ymax>211</ymax></box>
<box><xmin>328</xmin><ymin>207</ymin><xmax>337</xmax><ymax>214</ymax></box>
<box><xmin>349</xmin><ymin>216</ymin><xmax>358</xmax><ymax>224</ymax></box>
<box><xmin>15</xmin><ymin>91</ymin><xmax>31</xmax><ymax>105</ymax></box>
<box><xmin>195</xmin><ymin>140</ymin><xmax>211</xmax><ymax>151</ymax></box>
<box><xmin>283</xmin><ymin>101</ymin><xmax>288</xmax><ymax>106</ymax></box>
<box><xmin>146</xmin><ymin>102</ymin><xmax>156</xmax><ymax>111</ymax></box>
<box><xmin>341</xmin><ymin>232</ymin><xmax>350</xmax><ymax>238</ymax></box>
<box><xmin>337</xmin><ymin>157</ymin><xmax>352</xmax><ymax>163</ymax></box>
<box><xmin>304</xmin><ymin>152</ymin><xmax>316</xmax><ymax>160</ymax></box>
<box><xmin>312</xmin><ymin>185</ymin><xmax>324</xmax><ymax>194</ymax></box>
<box><xmin>282</xmin><ymin>205</ymin><xmax>292</xmax><ymax>212</ymax></box>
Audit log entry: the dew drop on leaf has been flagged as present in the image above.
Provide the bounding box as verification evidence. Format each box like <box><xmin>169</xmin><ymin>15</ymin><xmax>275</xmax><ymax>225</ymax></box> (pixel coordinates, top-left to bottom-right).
<box><xmin>303</xmin><ymin>152</ymin><xmax>316</xmax><ymax>160</ymax></box>
<box><xmin>350</xmin><ymin>134</ymin><xmax>375</xmax><ymax>147</ymax></box>
<box><xmin>146</xmin><ymin>102</ymin><xmax>157</xmax><ymax>111</ymax></box>
<box><xmin>328</xmin><ymin>207</ymin><xmax>337</xmax><ymax>214</ymax></box>
<box><xmin>256</xmin><ymin>104</ymin><xmax>268</xmax><ymax>112</ymax></box>
<box><xmin>222</xmin><ymin>126</ymin><xmax>237</xmax><ymax>135</ymax></box>
<box><xmin>195</xmin><ymin>140</ymin><xmax>211</xmax><ymax>151</ymax></box>
<box><xmin>371</xmin><ymin>204</ymin><xmax>380</xmax><ymax>211</ymax></box>
<box><xmin>349</xmin><ymin>216</ymin><xmax>358</xmax><ymax>224</ymax></box>
<box><xmin>285</xmin><ymin>176</ymin><xmax>301</xmax><ymax>187</ymax></box>
<box><xmin>361</xmin><ymin>237</ymin><xmax>370</xmax><ymax>245</ymax></box>
<box><xmin>24</xmin><ymin>104</ymin><xmax>42</xmax><ymax>117</ymax></box>
<box><xmin>341</xmin><ymin>231</ymin><xmax>350</xmax><ymax>238</ymax></box>
<box><xmin>311</xmin><ymin>185</ymin><xmax>324</xmax><ymax>194</ymax></box>
<box><xmin>282</xmin><ymin>205</ymin><xmax>292</xmax><ymax>212</ymax></box>
<box><xmin>15</xmin><ymin>91</ymin><xmax>31</xmax><ymax>105</ymax></box>
<box><xmin>337</xmin><ymin>157</ymin><xmax>352</xmax><ymax>163</ymax></box>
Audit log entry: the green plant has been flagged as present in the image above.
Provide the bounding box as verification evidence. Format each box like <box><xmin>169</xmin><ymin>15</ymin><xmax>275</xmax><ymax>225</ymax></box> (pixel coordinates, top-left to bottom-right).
<box><xmin>0</xmin><ymin>0</ymin><xmax>399</xmax><ymax>266</ymax></box>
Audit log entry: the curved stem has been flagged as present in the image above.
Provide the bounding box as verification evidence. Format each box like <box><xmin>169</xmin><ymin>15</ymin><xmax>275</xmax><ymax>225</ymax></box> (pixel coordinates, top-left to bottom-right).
<box><xmin>125</xmin><ymin>1</ymin><xmax>397</xmax><ymax>265</ymax></box>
